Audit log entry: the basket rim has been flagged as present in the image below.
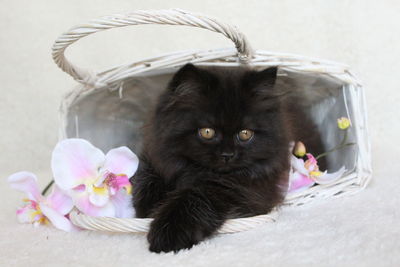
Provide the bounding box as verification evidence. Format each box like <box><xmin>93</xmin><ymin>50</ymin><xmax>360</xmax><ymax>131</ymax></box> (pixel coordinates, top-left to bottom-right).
<box><xmin>71</xmin><ymin>48</ymin><xmax>362</xmax><ymax>89</ymax></box>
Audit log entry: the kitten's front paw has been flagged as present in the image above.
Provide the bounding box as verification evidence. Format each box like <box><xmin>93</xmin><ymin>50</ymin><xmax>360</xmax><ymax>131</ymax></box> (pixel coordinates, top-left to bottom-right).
<box><xmin>147</xmin><ymin>214</ymin><xmax>200</xmax><ymax>253</ymax></box>
<box><xmin>146</xmin><ymin>189</ymin><xmax>222</xmax><ymax>253</ymax></box>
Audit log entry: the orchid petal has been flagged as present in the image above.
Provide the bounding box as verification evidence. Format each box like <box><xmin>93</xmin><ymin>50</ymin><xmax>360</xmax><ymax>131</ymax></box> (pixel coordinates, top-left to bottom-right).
<box><xmin>314</xmin><ymin>167</ymin><xmax>346</xmax><ymax>185</ymax></box>
<box><xmin>304</xmin><ymin>154</ymin><xmax>319</xmax><ymax>172</ymax></box>
<box><xmin>39</xmin><ymin>203</ymin><xmax>75</xmax><ymax>232</ymax></box>
<box><xmin>46</xmin><ymin>186</ymin><xmax>74</xmax><ymax>215</ymax></box>
<box><xmin>288</xmin><ymin>171</ymin><xmax>315</xmax><ymax>193</ymax></box>
<box><xmin>290</xmin><ymin>155</ymin><xmax>309</xmax><ymax>176</ymax></box>
<box><xmin>102</xmin><ymin>173</ymin><xmax>131</xmax><ymax>193</ymax></box>
<box><xmin>113</xmin><ymin>175</ymin><xmax>131</xmax><ymax>188</ymax></box>
<box><xmin>89</xmin><ymin>189</ymin><xmax>110</xmax><ymax>207</ymax></box>
<box><xmin>51</xmin><ymin>139</ymin><xmax>105</xmax><ymax>190</ymax></box>
<box><xmin>72</xmin><ymin>192</ymin><xmax>115</xmax><ymax>217</ymax></box>
<box><xmin>16</xmin><ymin>205</ymin><xmax>34</xmax><ymax>223</ymax></box>
<box><xmin>103</xmin><ymin>147</ymin><xmax>139</xmax><ymax>178</ymax></box>
<box><xmin>306</xmin><ymin>153</ymin><xmax>318</xmax><ymax>165</ymax></box>
<box><xmin>8</xmin><ymin>172</ymin><xmax>42</xmax><ymax>201</ymax></box>
<box><xmin>111</xmin><ymin>190</ymin><xmax>135</xmax><ymax>218</ymax></box>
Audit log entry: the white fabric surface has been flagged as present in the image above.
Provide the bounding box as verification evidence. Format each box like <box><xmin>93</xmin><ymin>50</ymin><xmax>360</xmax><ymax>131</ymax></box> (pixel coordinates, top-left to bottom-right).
<box><xmin>1</xmin><ymin>0</ymin><xmax>399</xmax><ymax>266</ymax></box>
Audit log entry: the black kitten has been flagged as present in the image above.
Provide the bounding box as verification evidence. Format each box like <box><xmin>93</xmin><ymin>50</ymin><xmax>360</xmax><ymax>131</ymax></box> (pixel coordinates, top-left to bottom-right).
<box><xmin>131</xmin><ymin>64</ymin><xmax>323</xmax><ymax>253</ymax></box>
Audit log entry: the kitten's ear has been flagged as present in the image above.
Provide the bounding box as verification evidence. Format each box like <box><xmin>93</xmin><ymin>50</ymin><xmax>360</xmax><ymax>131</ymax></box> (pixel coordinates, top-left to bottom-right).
<box><xmin>169</xmin><ymin>63</ymin><xmax>202</xmax><ymax>92</ymax></box>
<box><xmin>246</xmin><ymin>67</ymin><xmax>282</xmax><ymax>103</ymax></box>
<box><xmin>251</xmin><ymin>67</ymin><xmax>278</xmax><ymax>88</ymax></box>
<box><xmin>162</xmin><ymin>63</ymin><xmax>206</xmax><ymax>110</ymax></box>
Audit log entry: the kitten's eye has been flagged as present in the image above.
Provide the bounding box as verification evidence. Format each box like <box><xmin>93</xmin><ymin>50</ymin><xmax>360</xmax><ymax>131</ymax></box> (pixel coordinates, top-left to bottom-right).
<box><xmin>238</xmin><ymin>129</ymin><xmax>254</xmax><ymax>141</ymax></box>
<box><xmin>199</xmin><ymin>128</ymin><xmax>216</xmax><ymax>140</ymax></box>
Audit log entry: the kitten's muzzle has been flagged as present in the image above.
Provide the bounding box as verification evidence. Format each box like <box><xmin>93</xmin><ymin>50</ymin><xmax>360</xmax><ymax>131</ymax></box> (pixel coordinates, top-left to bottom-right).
<box><xmin>220</xmin><ymin>152</ymin><xmax>235</xmax><ymax>163</ymax></box>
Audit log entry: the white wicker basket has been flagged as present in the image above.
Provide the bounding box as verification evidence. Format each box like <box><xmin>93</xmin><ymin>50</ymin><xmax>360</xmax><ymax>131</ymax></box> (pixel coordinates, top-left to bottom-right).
<box><xmin>52</xmin><ymin>9</ymin><xmax>372</xmax><ymax>234</ymax></box>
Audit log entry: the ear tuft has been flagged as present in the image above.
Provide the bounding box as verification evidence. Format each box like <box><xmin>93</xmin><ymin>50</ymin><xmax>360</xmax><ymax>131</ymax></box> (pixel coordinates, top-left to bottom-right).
<box><xmin>169</xmin><ymin>63</ymin><xmax>200</xmax><ymax>90</ymax></box>
<box><xmin>253</xmin><ymin>67</ymin><xmax>278</xmax><ymax>87</ymax></box>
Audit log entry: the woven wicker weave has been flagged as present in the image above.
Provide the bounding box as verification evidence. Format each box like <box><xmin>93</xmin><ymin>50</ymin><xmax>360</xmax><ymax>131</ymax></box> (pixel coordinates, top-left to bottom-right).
<box><xmin>52</xmin><ymin>9</ymin><xmax>372</xmax><ymax>233</ymax></box>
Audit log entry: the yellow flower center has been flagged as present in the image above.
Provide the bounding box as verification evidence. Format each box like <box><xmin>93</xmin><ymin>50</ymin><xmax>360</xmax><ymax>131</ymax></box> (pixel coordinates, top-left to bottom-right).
<box><xmin>93</xmin><ymin>185</ymin><xmax>108</xmax><ymax>195</ymax></box>
<box><xmin>21</xmin><ymin>199</ymin><xmax>49</xmax><ymax>225</ymax></box>
<box><xmin>310</xmin><ymin>171</ymin><xmax>323</xmax><ymax>178</ymax></box>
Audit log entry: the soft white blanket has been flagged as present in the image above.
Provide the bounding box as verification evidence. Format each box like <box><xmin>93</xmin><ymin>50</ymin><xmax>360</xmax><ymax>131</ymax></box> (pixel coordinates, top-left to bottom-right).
<box><xmin>1</xmin><ymin>0</ymin><xmax>399</xmax><ymax>266</ymax></box>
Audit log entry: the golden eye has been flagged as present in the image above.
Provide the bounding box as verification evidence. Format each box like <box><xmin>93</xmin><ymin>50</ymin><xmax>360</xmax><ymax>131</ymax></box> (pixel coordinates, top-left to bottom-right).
<box><xmin>238</xmin><ymin>129</ymin><xmax>254</xmax><ymax>141</ymax></box>
<box><xmin>199</xmin><ymin>128</ymin><xmax>216</xmax><ymax>139</ymax></box>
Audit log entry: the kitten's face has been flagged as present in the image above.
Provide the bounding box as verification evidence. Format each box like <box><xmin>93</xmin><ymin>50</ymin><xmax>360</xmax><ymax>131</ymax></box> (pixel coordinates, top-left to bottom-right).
<box><xmin>154</xmin><ymin>64</ymin><xmax>286</xmax><ymax>173</ymax></box>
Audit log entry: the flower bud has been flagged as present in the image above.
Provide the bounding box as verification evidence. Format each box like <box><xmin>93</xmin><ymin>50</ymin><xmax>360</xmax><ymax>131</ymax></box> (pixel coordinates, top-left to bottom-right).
<box><xmin>337</xmin><ymin>117</ymin><xmax>351</xmax><ymax>130</ymax></box>
<box><xmin>293</xmin><ymin>141</ymin><xmax>306</xmax><ymax>157</ymax></box>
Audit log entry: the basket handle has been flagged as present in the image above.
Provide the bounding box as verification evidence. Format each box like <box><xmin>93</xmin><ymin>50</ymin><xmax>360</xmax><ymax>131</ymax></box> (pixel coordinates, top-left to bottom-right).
<box><xmin>52</xmin><ymin>9</ymin><xmax>253</xmax><ymax>86</ymax></box>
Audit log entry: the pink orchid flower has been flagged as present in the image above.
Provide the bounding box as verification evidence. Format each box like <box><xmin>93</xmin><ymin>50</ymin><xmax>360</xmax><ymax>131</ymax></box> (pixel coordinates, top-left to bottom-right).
<box><xmin>51</xmin><ymin>139</ymin><xmax>138</xmax><ymax>218</ymax></box>
<box><xmin>288</xmin><ymin>153</ymin><xmax>346</xmax><ymax>193</ymax></box>
<box><xmin>8</xmin><ymin>171</ymin><xmax>74</xmax><ymax>231</ymax></box>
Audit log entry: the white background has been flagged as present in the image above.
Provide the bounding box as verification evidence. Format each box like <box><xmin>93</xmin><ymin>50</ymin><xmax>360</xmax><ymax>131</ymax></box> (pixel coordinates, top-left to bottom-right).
<box><xmin>1</xmin><ymin>0</ymin><xmax>399</xmax><ymax>266</ymax></box>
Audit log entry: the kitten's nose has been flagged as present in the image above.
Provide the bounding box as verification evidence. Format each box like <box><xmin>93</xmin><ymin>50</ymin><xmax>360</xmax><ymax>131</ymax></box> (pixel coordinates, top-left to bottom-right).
<box><xmin>221</xmin><ymin>152</ymin><xmax>235</xmax><ymax>163</ymax></box>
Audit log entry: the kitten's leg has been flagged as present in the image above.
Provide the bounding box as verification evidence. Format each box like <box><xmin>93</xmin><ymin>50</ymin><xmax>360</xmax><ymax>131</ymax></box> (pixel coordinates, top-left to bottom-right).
<box><xmin>130</xmin><ymin>159</ymin><xmax>167</xmax><ymax>218</ymax></box>
<box><xmin>147</xmin><ymin>184</ymin><xmax>237</xmax><ymax>253</ymax></box>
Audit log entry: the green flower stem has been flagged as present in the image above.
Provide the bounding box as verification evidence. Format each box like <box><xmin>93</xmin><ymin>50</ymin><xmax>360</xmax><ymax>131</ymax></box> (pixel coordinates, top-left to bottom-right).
<box><xmin>315</xmin><ymin>130</ymin><xmax>355</xmax><ymax>160</ymax></box>
<box><xmin>41</xmin><ymin>180</ymin><xmax>54</xmax><ymax>196</ymax></box>
<box><xmin>315</xmin><ymin>142</ymin><xmax>356</xmax><ymax>160</ymax></box>
<box><xmin>340</xmin><ymin>130</ymin><xmax>348</xmax><ymax>146</ymax></box>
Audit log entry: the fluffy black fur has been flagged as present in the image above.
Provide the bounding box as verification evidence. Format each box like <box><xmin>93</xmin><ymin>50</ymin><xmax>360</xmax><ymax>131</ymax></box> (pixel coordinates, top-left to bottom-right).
<box><xmin>131</xmin><ymin>64</ymin><xmax>323</xmax><ymax>253</ymax></box>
